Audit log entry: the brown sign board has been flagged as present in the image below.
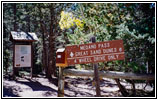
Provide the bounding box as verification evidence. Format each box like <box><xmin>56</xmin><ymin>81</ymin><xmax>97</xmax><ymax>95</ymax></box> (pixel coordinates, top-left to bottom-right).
<box><xmin>66</xmin><ymin>40</ymin><xmax>125</xmax><ymax>65</ymax></box>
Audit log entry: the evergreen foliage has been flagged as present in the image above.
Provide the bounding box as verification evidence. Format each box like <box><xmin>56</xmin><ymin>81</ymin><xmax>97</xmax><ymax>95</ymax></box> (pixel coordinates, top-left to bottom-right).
<box><xmin>58</xmin><ymin>3</ymin><xmax>155</xmax><ymax>73</ymax></box>
<box><xmin>3</xmin><ymin>3</ymin><xmax>155</xmax><ymax>76</ymax></box>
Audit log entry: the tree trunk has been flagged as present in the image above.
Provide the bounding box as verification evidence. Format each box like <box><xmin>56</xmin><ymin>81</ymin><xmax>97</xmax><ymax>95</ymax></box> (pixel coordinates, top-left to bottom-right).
<box><xmin>41</xmin><ymin>23</ymin><xmax>47</xmax><ymax>75</ymax></box>
<box><xmin>25</xmin><ymin>3</ymin><xmax>31</xmax><ymax>32</ymax></box>
<box><xmin>39</xmin><ymin>6</ymin><xmax>48</xmax><ymax>77</ymax></box>
<box><xmin>13</xmin><ymin>4</ymin><xmax>17</xmax><ymax>31</ymax></box>
<box><xmin>47</xmin><ymin>5</ymin><xmax>56</xmax><ymax>79</ymax></box>
<box><xmin>13</xmin><ymin>3</ymin><xmax>19</xmax><ymax>77</ymax></box>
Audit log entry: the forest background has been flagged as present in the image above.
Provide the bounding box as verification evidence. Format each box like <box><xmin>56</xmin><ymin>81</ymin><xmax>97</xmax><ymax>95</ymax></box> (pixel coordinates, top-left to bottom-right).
<box><xmin>3</xmin><ymin>3</ymin><xmax>155</xmax><ymax>80</ymax></box>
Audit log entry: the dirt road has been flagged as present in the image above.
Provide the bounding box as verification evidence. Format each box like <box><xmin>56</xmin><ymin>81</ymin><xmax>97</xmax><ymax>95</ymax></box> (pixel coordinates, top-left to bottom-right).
<box><xmin>3</xmin><ymin>75</ymin><xmax>154</xmax><ymax>97</ymax></box>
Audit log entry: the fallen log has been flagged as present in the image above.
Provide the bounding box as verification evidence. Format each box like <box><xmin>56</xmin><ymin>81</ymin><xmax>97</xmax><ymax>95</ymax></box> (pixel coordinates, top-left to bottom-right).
<box><xmin>63</xmin><ymin>69</ymin><xmax>155</xmax><ymax>80</ymax></box>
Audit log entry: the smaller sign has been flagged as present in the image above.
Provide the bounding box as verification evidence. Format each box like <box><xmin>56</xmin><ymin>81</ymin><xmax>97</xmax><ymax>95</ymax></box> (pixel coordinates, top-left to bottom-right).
<box><xmin>56</xmin><ymin>48</ymin><xmax>68</xmax><ymax>67</ymax></box>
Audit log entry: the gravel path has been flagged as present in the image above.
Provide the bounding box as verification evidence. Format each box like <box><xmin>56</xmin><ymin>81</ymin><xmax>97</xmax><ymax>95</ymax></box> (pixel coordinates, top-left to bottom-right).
<box><xmin>3</xmin><ymin>75</ymin><xmax>154</xmax><ymax>97</ymax></box>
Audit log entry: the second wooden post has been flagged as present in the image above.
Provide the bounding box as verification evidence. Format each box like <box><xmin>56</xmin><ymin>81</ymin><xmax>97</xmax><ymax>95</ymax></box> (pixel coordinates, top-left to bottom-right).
<box><xmin>91</xmin><ymin>37</ymin><xmax>101</xmax><ymax>97</ymax></box>
<box><xmin>58</xmin><ymin>67</ymin><xmax>65</xmax><ymax>97</ymax></box>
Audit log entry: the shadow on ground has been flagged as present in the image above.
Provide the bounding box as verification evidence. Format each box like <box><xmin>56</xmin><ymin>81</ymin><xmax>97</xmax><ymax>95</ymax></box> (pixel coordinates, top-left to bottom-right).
<box><xmin>3</xmin><ymin>86</ymin><xmax>19</xmax><ymax>97</ymax></box>
<box><xmin>16</xmin><ymin>78</ymin><xmax>57</xmax><ymax>92</ymax></box>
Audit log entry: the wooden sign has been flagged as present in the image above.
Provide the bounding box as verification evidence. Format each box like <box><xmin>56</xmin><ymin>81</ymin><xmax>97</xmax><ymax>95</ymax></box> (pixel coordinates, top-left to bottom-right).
<box><xmin>66</xmin><ymin>40</ymin><xmax>125</xmax><ymax>65</ymax></box>
<box><xmin>56</xmin><ymin>48</ymin><xmax>68</xmax><ymax>67</ymax></box>
<box><xmin>14</xmin><ymin>45</ymin><xmax>31</xmax><ymax>67</ymax></box>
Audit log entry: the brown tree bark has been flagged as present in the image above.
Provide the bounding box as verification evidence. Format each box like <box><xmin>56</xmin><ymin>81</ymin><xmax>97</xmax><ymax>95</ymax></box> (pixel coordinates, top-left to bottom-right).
<box><xmin>47</xmin><ymin>4</ymin><xmax>56</xmax><ymax>79</ymax></box>
<box><xmin>13</xmin><ymin>3</ymin><xmax>19</xmax><ymax>77</ymax></box>
<box><xmin>39</xmin><ymin>6</ymin><xmax>49</xmax><ymax>78</ymax></box>
<box><xmin>38</xmin><ymin>4</ymin><xmax>60</xmax><ymax>79</ymax></box>
<box><xmin>40</xmin><ymin>22</ymin><xmax>48</xmax><ymax>76</ymax></box>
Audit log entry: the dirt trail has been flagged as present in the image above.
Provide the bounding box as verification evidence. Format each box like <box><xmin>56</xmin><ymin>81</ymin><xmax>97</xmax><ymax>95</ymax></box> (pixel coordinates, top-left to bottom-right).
<box><xmin>3</xmin><ymin>75</ymin><xmax>154</xmax><ymax>97</ymax></box>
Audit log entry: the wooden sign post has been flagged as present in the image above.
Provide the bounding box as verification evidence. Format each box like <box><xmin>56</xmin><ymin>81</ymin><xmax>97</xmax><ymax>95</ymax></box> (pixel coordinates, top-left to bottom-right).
<box><xmin>58</xmin><ymin>67</ymin><xmax>65</xmax><ymax>97</ymax></box>
<box><xmin>57</xmin><ymin>39</ymin><xmax>125</xmax><ymax>97</ymax></box>
<box><xmin>91</xmin><ymin>37</ymin><xmax>101</xmax><ymax>97</ymax></box>
<box><xmin>66</xmin><ymin>39</ymin><xmax>125</xmax><ymax>97</ymax></box>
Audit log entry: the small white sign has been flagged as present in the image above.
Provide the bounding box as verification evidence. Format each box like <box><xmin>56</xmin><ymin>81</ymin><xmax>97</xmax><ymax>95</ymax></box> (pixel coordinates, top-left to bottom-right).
<box><xmin>57</xmin><ymin>55</ymin><xmax>61</xmax><ymax>58</ymax></box>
